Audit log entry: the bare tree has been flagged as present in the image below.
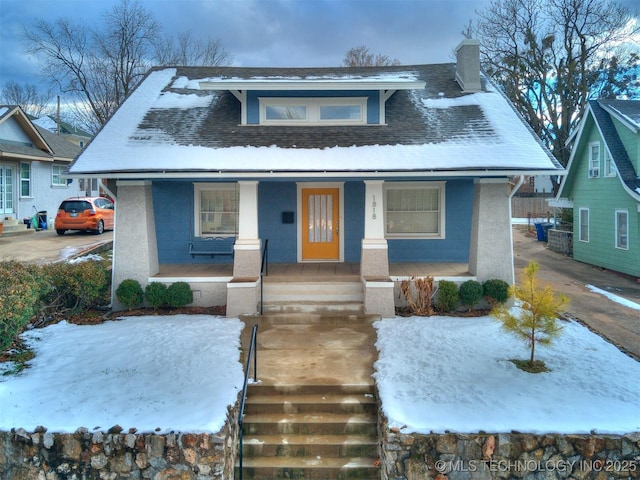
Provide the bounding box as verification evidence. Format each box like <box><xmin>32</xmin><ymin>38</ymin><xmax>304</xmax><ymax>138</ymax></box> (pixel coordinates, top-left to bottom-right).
<box><xmin>473</xmin><ymin>0</ymin><xmax>640</xmax><ymax>182</ymax></box>
<box><xmin>154</xmin><ymin>31</ymin><xmax>233</xmax><ymax>66</ymax></box>
<box><xmin>342</xmin><ymin>45</ymin><xmax>401</xmax><ymax>67</ymax></box>
<box><xmin>0</xmin><ymin>81</ymin><xmax>54</xmax><ymax>117</ymax></box>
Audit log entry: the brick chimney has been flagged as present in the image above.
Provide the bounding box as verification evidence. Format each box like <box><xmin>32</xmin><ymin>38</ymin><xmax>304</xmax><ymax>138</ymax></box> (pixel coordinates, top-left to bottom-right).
<box><xmin>455</xmin><ymin>39</ymin><xmax>481</xmax><ymax>93</ymax></box>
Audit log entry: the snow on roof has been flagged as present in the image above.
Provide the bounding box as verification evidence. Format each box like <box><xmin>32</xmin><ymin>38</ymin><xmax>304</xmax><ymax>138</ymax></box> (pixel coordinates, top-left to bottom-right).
<box><xmin>33</xmin><ymin>115</ymin><xmax>59</xmax><ymax>132</ymax></box>
<box><xmin>70</xmin><ymin>66</ymin><xmax>562</xmax><ymax>176</ymax></box>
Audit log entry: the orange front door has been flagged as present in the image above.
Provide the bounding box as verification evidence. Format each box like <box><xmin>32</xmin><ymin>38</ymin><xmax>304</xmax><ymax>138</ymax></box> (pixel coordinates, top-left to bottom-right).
<box><xmin>301</xmin><ymin>188</ymin><xmax>340</xmax><ymax>260</ymax></box>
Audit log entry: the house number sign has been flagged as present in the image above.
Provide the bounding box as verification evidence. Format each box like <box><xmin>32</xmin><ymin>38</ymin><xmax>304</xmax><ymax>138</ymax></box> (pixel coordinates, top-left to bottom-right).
<box><xmin>371</xmin><ymin>195</ymin><xmax>377</xmax><ymax>220</ymax></box>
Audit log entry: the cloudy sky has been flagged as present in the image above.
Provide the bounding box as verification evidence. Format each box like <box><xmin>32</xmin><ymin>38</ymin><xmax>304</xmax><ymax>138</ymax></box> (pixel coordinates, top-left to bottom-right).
<box><xmin>0</xmin><ymin>0</ymin><xmax>493</xmax><ymax>89</ymax></box>
<box><xmin>1</xmin><ymin>0</ymin><xmax>638</xmax><ymax>93</ymax></box>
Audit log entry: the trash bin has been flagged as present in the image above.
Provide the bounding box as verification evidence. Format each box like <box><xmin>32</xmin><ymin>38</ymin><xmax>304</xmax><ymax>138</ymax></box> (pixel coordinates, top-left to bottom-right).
<box><xmin>23</xmin><ymin>218</ymin><xmax>32</xmax><ymax>229</ymax></box>
<box><xmin>38</xmin><ymin>211</ymin><xmax>47</xmax><ymax>230</ymax></box>
<box><xmin>535</xmin><ymin>222</ymin><xmax>552</xmax><ymax>242</ymax></box>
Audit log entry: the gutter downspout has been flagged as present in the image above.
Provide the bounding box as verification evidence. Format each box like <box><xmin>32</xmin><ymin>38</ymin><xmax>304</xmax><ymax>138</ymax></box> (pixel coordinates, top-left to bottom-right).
<box><xmin>508</xmin><ymin>175</ymin><xmax>525</xmax><ymax>286</ymax></box>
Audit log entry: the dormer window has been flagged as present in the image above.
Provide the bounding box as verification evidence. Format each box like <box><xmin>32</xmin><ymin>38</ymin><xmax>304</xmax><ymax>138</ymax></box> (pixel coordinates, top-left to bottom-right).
<box><xmin>259</xmin><ymin>97</ymin><xmax>366</xmax><ymax>125</ymax></box>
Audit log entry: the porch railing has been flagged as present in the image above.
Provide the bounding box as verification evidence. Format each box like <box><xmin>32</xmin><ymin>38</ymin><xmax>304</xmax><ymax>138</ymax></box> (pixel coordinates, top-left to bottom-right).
<box><xmin>259</xmin><ymin>239</ymin><xmax>269</xmax><ymax>315</ymax></box>
<box><xmin>238</xmin><ymin>323</ymin><xmax>258</xmax><ymax>480</ymax></box>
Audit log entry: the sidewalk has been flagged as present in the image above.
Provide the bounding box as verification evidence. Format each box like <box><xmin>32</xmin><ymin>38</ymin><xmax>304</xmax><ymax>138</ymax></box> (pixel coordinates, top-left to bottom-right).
<box><xmin>513</xmin><ymin>226</ymin><xmax>640</xmax><ymax>360</ymax></box>
<box><xmin>0</xmin><ymin>229</ymin><xmax>113</xmax><ymax>265</ymax></box>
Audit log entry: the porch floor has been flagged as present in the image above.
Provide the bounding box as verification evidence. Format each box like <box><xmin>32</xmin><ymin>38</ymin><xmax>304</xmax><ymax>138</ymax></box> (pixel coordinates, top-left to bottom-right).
<box><xmin>153</xmin><ymin>262</ymin><xmax>472</xmax><ymax>281</ymax></box>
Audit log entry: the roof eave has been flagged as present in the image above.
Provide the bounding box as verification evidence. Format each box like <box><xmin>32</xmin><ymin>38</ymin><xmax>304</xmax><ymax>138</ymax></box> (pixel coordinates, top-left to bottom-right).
<box><xmin>199</xmin><ymin>80</ymin><xmax>426</xmax><ymax>91</ymax></box>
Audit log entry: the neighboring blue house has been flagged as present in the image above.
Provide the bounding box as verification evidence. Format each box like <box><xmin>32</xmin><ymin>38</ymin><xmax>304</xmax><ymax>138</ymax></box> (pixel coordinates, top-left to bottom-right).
<box><xmin>552</xmin><ymin>100</ymin><xmax>640</xmax><ymax>278</ymax></box>
<box><xmin>69</xmin><ymin>40</ymin><xmax>564</xmax><ymax>316</ymax></box>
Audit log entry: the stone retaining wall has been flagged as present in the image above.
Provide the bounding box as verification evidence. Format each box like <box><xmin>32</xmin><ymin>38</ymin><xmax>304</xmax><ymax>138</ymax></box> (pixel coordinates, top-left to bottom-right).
<box><xmin>379</xmin><ymin>411</ymin><xmax>640</xmax><ymax>480</ymax></box>
<box><xmin>0</xmin><ymin>402</ymin><xmax>240</xmax><ymax>480</ymax></box>
<box><xmin>548</xmin><ymin>229</ymin><xmax>573</xmax><ymax>257</ymax></box>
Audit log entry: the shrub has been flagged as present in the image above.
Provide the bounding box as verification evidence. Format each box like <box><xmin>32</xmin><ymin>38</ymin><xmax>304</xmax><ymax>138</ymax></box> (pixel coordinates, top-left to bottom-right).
<box><xmin>42</xmin><ymin>261</ymin><xmax>110</xmax><ymax>314</ymax></box>
<box><xmin>145</xmin><ymin>282</ymin><xmax>168</xmax><ymax>311</ymax></box>
<box><xmin>166</xmin><ymin>281</ymin><xmax>193</xmax><ymax>308</ymax></box>
<box><xmin>400</xmin><ymin>276</ymin><xmax>436</xmax><ymax>316</ymax></box>
<box><xmin>459</xmin><ymin>280</ymin><xmax>483</xmax><ymax>311</ymax></box>
<box><xmin>483</xmin><ymin>279</ymin><xmax>510</xmax><ymax>306</ymax></box>
<box><xmin>492</xmin><ymin>261</ymin><xmax>569</xmax><ymax>369</ymax></box>
<box><xmin>116</xmin><ymin>279</ymin><xmax>144</xmax><ymax>310</ymax></box>
<box><xmin>0</xmin><ymin>261</ymin><xmax>48</xmax><ymax>352</ymax></box>
<box><xmin>435</xmin><ymin>280</ymin><xmax>458</xmax><ymax>312</ymax></box>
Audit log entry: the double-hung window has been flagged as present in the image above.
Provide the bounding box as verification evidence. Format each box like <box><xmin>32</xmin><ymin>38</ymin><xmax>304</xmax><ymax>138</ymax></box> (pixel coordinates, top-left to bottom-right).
<box><xmin>52</xmin><ymin>164</ymin><xmax>66</xmax><ymax>186</ymax></box>
<box><xmin>194</xmin><ymin>183</ymin><xmax>238</xmax><ymax>237</ymax></box>
<box><xmin>579</xmin><ymin>208</ymin><xmax>589</xmax><ymax>242</ymax></box>
<box><xmin>260</xmin><ymin>97</ymin><xmax>366</xmax><ymax>125</ymax></box>
<box><xmin>604</xmin><ymin>148</ymin><xmax>616</xmax><ymax>177</ymax></box>
<box><xmin>384</xmin><ymin>182</ymin><xmax>445</xmax><ymax>238</ymax></box>
<box><xmin>588</xmin><ymin>142</ymin><xmax>600</xmax><ymax>178</ymax></box>
<box><xmin>20</xmin><ymin>162</ymin><xmax>31</xmax><ymax>197</ymax></box>
<box><xmin>615</xmin><ymin>210</ymin><xmax>628</xmax><ymax>250</ymax></box>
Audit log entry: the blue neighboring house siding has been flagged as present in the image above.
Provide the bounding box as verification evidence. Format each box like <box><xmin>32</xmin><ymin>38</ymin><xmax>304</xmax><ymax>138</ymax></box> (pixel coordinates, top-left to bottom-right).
<box><xmin>153</xmin><ymin>179</ymin><xmax>472</xmax><ymax>265</ymax></box>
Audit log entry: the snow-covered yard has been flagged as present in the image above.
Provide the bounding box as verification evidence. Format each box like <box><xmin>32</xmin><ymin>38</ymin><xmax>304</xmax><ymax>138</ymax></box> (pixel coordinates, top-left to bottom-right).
<box><xmin>0</xmin><ymin>312</ymin><xmax>639</xmax><ymax>435</ymax></box>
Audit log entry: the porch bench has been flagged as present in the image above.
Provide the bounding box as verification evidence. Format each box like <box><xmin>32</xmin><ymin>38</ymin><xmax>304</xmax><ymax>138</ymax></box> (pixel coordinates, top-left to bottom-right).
<box><xmin>188</xmin><ymin>237</ymin><xmax>235</xmax><ymax>258</ymax></box>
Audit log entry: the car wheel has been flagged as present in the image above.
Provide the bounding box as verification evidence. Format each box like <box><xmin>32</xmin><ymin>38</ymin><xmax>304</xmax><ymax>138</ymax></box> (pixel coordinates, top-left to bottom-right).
<box><xmin>95</xmin><ymin>220</ymin><xmax>104</xmax><ymax>235</ymax></box>
<box><xmin>56</xmin><ymin>229</ymin><xmax>66</xmax><ymax>236</ymax></box>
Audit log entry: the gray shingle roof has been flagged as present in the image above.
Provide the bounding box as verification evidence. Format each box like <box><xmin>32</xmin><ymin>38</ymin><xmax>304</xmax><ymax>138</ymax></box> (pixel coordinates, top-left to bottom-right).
<box><xmin>592</xmin><ymin>100</ymin><xmax>640</xmax><ymax>194</ymax></box>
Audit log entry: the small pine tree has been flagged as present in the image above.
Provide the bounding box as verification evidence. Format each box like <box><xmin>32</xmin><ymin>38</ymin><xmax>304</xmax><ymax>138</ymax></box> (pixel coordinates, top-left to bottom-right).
<box><xmin>491</xmin><ymin>262</ymin><xmax>569</xmax><ymax>369</ymax></box>
<box><xmin>459</xmin><ymin>280</ymin><xmax>483</xmax><ymax>311</ymax></box>
<box><xmin>115</xmin><ymin>279</ymin><xmax>144</xmax><ymax>311</ymax></box>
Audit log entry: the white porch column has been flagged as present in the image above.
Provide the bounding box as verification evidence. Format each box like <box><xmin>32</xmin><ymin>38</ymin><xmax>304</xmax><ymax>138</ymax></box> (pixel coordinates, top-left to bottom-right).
<box><xmin>361</xmin><ymin>180</ymin><xmax>389</xmax><ymax>277</ymax></box>
<box><xmin>468</xmin><ymin>178</ymin><xmax>515</xmax><ymax>284</ymax></box>
<box><xmin>112</xmin><ymin>180</ymin><xmax>159</xmax><ymax>310</ymax></box>
<box><xmin>361</xmin><ymin>180</ymin><xmax>394</xmax><ymax>318</ymax></box>
<box><xmin>233</xmin><ymin>180</ymin><xmax>261</xmax><ymax>278</ymax></box>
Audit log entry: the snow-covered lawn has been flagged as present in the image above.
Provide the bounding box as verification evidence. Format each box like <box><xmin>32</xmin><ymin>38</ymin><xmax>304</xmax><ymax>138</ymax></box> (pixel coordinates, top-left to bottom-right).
<box><xmin>0</xmin><ymin>315</ymin><xmax>244</xmax><ymax>434</ymax></box>
<box><xmin>374</xmin><ymin>316</ymin><xmax>640</xmax><ymax>434</ymax></box>
<box><xmin>0</xmin><ymin>313</ymin><xmax>639</xmax><ymax>435</ymax></box>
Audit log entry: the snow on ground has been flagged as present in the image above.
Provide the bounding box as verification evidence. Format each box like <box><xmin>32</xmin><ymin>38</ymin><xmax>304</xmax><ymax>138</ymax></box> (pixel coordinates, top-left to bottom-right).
<box><xmin>586</xmin><ymin>284</ymin><xmax>640</xmax><ymax>311</ymax></box>
<box><xmin>0</xmin><ymin>315</ymin><xmax>244</xmax><ymax>434</ymax></box>
<box><xmin>0</xmin><ymin>313</ymin><xmax>639</xmax><ymax>435</ymax></box>
<box><xmin>374</xmin><ymin>316</ymin><xmax>640</xmax><ymax>435</ymax></box>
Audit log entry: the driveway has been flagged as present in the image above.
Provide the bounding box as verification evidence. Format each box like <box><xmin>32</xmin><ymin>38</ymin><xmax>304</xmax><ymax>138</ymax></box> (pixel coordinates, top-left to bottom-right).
<box><xmin>0</xmin><ymin>229</ymin><xmax>113</xmax><ymax>265</ymax></box>
<box><xmin>513</xmin><ymin>226</ymin><xmax>640</xmax><ymax>360</ymax></box>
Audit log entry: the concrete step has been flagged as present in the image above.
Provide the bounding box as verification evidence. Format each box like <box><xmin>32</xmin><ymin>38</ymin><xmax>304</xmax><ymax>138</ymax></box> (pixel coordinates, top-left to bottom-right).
<box><xmin>260</xmin><ymin>281</ymin><xmax>365</xmax><ymax>314</ymax></box>
<box><xmin>242</xmin><ymin>434</ymin><xmax>378</xmax><ymax>458</ymax></box>
<box><xmin>238</xmin><ymin>456</ymin><xmax>379</xmax><ymax>480</ymax></box>
<box><xmin>245</xmin><ymin>393</ymin><xmax>377</xmax><ymax>414</ymax></box>
<box><xmin>241</xmin><ymin>312</ymin><xmax>380</xmax><ymax>325</ymax></box>
<box><xmin>242</xmin><ymin>412</ymin><xmax>378</xmax><ymax>436</ymax></box>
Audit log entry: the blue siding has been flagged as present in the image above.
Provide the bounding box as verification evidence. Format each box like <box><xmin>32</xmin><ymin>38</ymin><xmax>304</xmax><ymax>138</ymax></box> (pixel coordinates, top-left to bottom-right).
<box><xmin>246</xmin><ymin>91</ymin><xmax>381</xmax><ymax>124</ymax></box>
<box><xmin>344</xmin><ymin>182</ymin><xmax>365</xmax><ymax>261</ymax></box>
<box><xmin>258</xmin><ymin>182</ymin><xmax>298</xmax><ymax>262</ymax></box>
<box><xmin>152</xmin><ymin>181</ymin><xmax>234</xmax><ymax>264</ymax></box>
<box><xmin>387</xmin><ymin>180</ymin><xmax>473</xmax><ymax>262</ymax></box>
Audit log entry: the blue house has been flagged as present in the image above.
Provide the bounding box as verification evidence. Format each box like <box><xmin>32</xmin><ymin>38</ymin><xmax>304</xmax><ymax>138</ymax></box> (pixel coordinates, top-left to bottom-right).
<box><xmin>68</xmin><ymin>40</ymin><xmax>563</xmax><ymax>316</ymax></box>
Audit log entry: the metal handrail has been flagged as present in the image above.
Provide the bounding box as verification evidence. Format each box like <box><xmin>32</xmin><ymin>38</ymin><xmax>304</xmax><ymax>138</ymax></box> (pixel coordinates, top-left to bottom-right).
<box><xmin>259</xmin><ymin>239</ymin><xmax>269</xmax><ymax>315</ymax></box>
<box><xmin>238</xmin><ymin>323</ymin><xmax>258</xmax><ymax>480</ymax></box>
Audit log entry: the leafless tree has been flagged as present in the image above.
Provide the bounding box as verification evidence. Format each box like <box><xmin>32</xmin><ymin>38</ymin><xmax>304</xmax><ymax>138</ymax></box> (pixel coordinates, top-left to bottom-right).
<box><xmin>23</xmin><ymin>0</ymin><xmax>232</xmax><ymax>134</ymax></box>
<box><xmin>473</xmin><ymin>0</ymin><xmax>639</xmax><ymax>182</ymax></box>
<box><xmin>154</xmin><ymin>31</ymin><xmax>233</xmax><ymax>66</ymax></box>
<box><xmin>342</xmin><ymin>45</ymin><xmax>401</xmax><ymax>67</ymax></box>
<box><xmin>0</xmin><ymin>81</ymin><xmax>54</xmax><ymax>117</ymax></box>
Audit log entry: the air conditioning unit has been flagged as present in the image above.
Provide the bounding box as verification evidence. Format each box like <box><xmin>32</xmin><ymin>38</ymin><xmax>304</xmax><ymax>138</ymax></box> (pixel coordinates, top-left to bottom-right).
<box><xmin>589</xmin><ymin>169</ymin><xmax>600</xmax><ymax>177</ymax></box>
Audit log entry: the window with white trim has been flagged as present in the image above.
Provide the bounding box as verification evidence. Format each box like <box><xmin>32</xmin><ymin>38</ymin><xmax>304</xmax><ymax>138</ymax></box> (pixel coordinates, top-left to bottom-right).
<box><xmin>615</xmin><ymin>209</ymin><xmax>628</xmax><ymax>250</ymax></box>
<box><xmin>194</xmin><ymin>183</ymin><xmax>238</xmax><ymax>237</ymax></box>
<box><xmin>20</xmin><ymin>162</ymin><xmax>31</xmax><ymax>197</ymax></box>
<box><xmin>51</xmin><ymin>164</ymin><xmax>66</xmax><ymax>186</ymax></box>
<box><xmin>259</xmin><ymin>97</ymin><xmax>366</xmax><ymax>125</ymax></box>
<box><xmin>384</xmin><ymin>182</ymin><xmax>445</xmax><ymax>238</ymax></box>
<box><xmin>604</xmin><ymin>148</ymin><xmax>616</xmax><ymax>177</ymax></box>
<box><xmin>579</xmin><ymin>208</ymin><xmax>589</xmax><ymax>242</ymax></box>
<box><xmin>588</xmin><ymin>142</ymin><xmax>600</xmax><ymax>178</ymax></box>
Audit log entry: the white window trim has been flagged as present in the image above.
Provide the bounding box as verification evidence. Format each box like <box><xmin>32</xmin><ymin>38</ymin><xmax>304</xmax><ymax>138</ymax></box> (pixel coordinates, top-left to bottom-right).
<box><xmin>615</xmin><ymin>209</ymin><xmax>628</xmax><ymax>250</ymax></box>
<box><xmin>578</xmin><ymin>207</ymin><xmax>589</xmax><ymax>243</ymax></box>
<box><xmin>51</xmin><ymin>164</ymin><xmax>67</xmax><ymax>187</ymax></box>
<box><xmin>604</xmin><ymin>148</ymin><xmax>616</xmax><ymax>177</ymax></box>
<box><xmin>383</xmin><ymin>181</ymin><xmax>446</xmax><ymax>239</ymax></box>
<box><xmin>259</xmin><ymin>97</ymin><xmax>367</xmax><ymax>125</ymax></box>
<box><xmin>193</xmin><ymin>182</ymin><xmax>239</xmax><ymax>238</ymax></box>
<box><xmin>588</xmin><ymin>142</ymin><xmax>600</xmax><ymax>178</ymax></box>
<box><xmin>20</xmin><ymin>162</ymin><xmax>31</xmax><ymax>198</ymax></box>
